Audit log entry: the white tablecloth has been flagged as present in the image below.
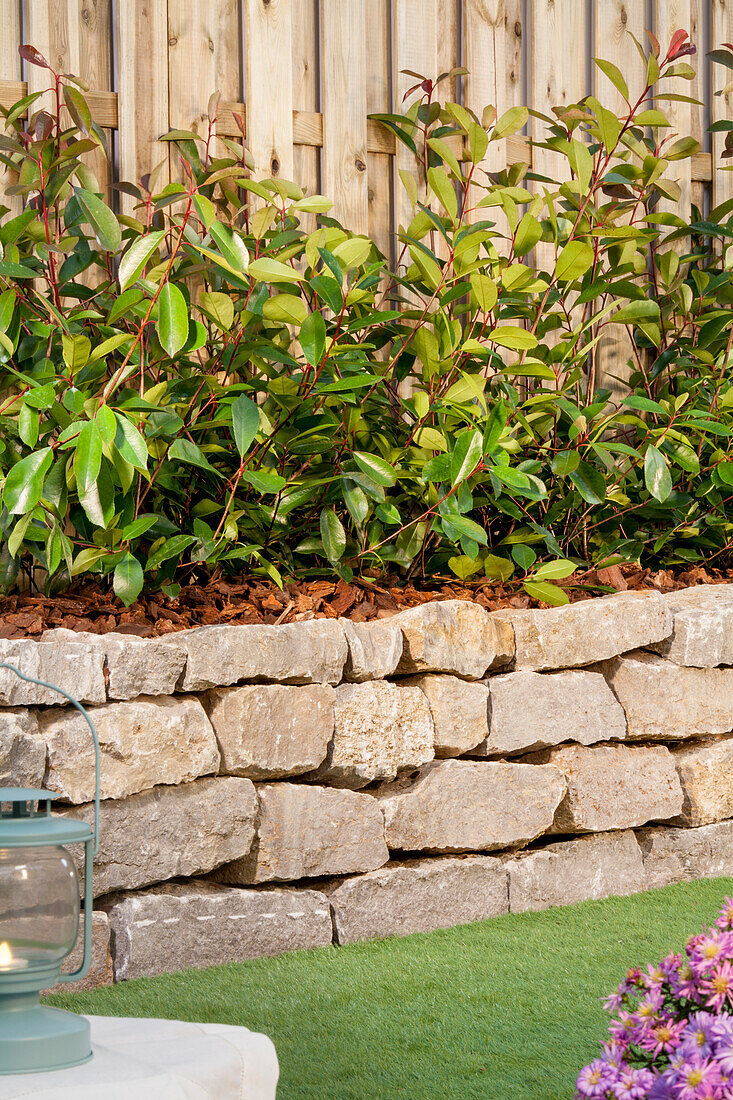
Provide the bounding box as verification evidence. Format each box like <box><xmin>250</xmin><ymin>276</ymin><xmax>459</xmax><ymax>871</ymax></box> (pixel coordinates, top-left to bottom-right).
<box><xmin>0</xmin><ymin>1015</ymin><xmax>279</xmax><ymax>1099</ymax></box>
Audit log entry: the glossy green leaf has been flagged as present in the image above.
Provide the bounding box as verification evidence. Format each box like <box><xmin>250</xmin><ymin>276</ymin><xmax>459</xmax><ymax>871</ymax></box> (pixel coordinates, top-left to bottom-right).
<box><xmin>114</xmin><ymin>552</ymin><xmax>144</xmax><ymax>606</ymax></box>
<box><xmin>2</xmin><ymin>447</ymin><xmax>53</xmax><ymax>514</ymax></box>
<box><xmin>157</xmin><ymin>282</ymin><xmax>188</xmax><ymax>357</ymax></box>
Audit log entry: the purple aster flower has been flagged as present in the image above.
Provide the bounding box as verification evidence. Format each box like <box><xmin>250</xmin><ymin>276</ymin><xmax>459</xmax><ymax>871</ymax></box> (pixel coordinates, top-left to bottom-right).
<box><xmin>672</xmin><ymin>1055</ymin><xmax>722</xmax><ymax>1100</ymax></box>
<box><xmin>701</xmin><ymin>961</ymin><xmax>733</xmax><ymax>1012</ymax></box>
<box><xmin>717</xmin><ymin>900</ymin><xmax>733</xmax><ymax>931</ymax></box>
<box><xmin>638</xmin><ymin>1017</ymin><xmax>686</xmax><ymax>1056</ymax></box>
<box><xmin>681</xmin><ymin>1013</ymin><xmax>718</xmax><ymax>1058</ymax></box>
<box><xmin>611</xmin><ymin>1066</ymin><xmax>655</xmax><ymax>1099</ymax></box>
<box><xmin>576</xmin><ymin>1059</ymin><xmax>614</xmax><ymax>1098</ymax></box>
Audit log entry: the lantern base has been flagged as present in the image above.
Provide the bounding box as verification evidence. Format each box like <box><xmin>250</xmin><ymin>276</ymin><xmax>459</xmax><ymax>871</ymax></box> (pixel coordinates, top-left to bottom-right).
<box><xmin>0</xmin><ymin>994</ymin><xmax>91</xmax><ymax>1075</ymax></box>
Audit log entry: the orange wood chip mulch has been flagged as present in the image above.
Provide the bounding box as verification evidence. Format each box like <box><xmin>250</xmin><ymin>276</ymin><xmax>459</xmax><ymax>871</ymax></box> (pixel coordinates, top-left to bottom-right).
<box><xmin>0</xmin><ymin>563</ymin><xmax>730</xmax><ymax>641</ymax></box>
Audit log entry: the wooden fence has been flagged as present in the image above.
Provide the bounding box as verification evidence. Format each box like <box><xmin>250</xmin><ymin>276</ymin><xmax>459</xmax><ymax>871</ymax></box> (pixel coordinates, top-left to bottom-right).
<box><xmin>0</xmin><ymin>0</ymin><xmax>732</xmax><ymax>260</ymax></box>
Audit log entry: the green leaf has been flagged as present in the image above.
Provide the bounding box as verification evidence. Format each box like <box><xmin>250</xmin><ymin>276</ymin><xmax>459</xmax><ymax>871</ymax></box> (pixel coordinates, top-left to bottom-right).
<box><xmin>168</xmin><ymin>438</ymin><xmax>218</xmax><ymax>473</ymax></box>
<box><xmin>73</xmin><ymin>187</ymin><xmax>121</xmax><ymax>252</ymax></box>
<box><xmin>488</xmin><ymin>326</ymin><xmax>538</xmax><ymax>350</ymax></box>
<box><xmin>2</xmin><ymin>447</ymin><xmax>53</xmax><ymax>514</ymax></box>
<box><xmin>448</xmin><ymin>555</ymin><xmax>483</xmax><ymax>580</ymax></box>
<box><xmin>440</xmin><ymin>514</ymin><xmax>488</xmax><ymax>546</ymax></box>
<box><xmin>353</xmin><ymin>452</ymin><xmax>397</xmax><ymax>487</ymax></box>
<box><xmin>644</xmin><ymin>444</ymin><xmax>672</xmax><ymax>502</ymax></box>
<box><xmin>113</xmin><ymin>553</ymin><xmax>144</xmax><ymax>607</ymax></box>
<box><xmin>594</xmin><ymin>58</ymin><xmax>629</xmax><ymax>102</ymax></box>
<box><xmin>469</xmin><ymin>272</ymin><xmax>498</xmax><ymax>312</ymax></box>
<box><xmin>556</xmin><ymin>240</ymin><xmax>594</xmax><ymax>282</ymax></box>
<box><xmin>451</xmin><ymin>430</ymin><xmax>483</xmax><ymax>485</ymax></box>
<box><xmin>231</xmin><ymin>394</ymin><xmax>260</xmax><ymax>457</ymax></box>
<box><xmin>248</xmin><ymin>257</ymin><xmax>304</xmax><ymax>283</ymax></box>
<box><xmin>532</xmin><ymin>559</ymin><xmax>577</xmax><ymax>580</ymax></box>
<box><xmin>263</xmin><ymin>293</ymin><xmax>308</xmax><ymax>326</ymax></box>
<box><xmin>551</xmin><ymin>450</ymin><xmax>580</xmax><ymax>476</ymax></box>
<box><xmin>427</xmin><ymin>167</ymin><xmax>458</xmax><ymax>220</ymax></box>
<box><xmin>300</xmin><ymin>312</ymin><xmax>326</xmax><ymax>367</ymax></box>
<box><xmin>612</xmin><ymin>300</ymin><xmax>661</xmax><ymax>325</ymax></box>
<box><xmin>74</xmin><ymin>420</ymin><xmax>103</xmax><ymax>495</ymax></box>
<box><xmin>199</xmin><ymin>290</ymin><xmax>234</xmax><ymax>331</ymax></box>
<box><xmin>64</xmin><ymin>85</ymin><xmax>92</xmax><ymax>135</ymax></box>
<box><xmin>513</xmin><ymin>214</ymin><xmax>543</xmax><ymax>257</ymax></box>
<box><xmin>569</xmin><ymin>460</ymin><xmax>606</xmax><ymax>505</ymax></box>
<box><xmin>146</xmin><ymin>534</ymin><xmax>195</xmax><ymax>572</ymax></box>
<box><xmin>523</xmin><ymin>580</ymin><xmax>570</xmax><ymax>606</ymax></box>
<box><xmin>320</xmin><ymin>507</ymin><xmax>346</xmax><ymax>563</ymax></box>
<box><xmin>492</xmin><ymin>105</ymin><xmax>529</xmax><ymax>140</ymax></box>
<box><xmin>157</xmin><ymin>282</ymin><xmax>188</xmax><ymax>357</ymax></box>
<box><xmin>239</xmin><ymin>469</ymin><xmax>286</xmax><ymax>494</ymax></box>
<box><xmin>62</xmin><ymin>334</ymin><xmax>91</xmax><ymax>373</ymax></box>
<box><xmin>118</xmin><ymin>230</ymin><xmax>165</xmax><ymax>291</ymax></box>
<box><xmin>208</xmin><ymin>222</ymin><xmax>249</xmax><ymax>272</ymax></box>
<box><xmin>114</xmin><ymin>414</ymin><xmax>148</xmax><ymax>472</ymax></box>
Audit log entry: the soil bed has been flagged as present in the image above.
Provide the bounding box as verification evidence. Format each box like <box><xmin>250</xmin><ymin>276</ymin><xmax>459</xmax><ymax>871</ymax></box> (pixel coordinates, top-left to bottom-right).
<box><xmin>0</xmin><ymin>562</ymin><xmax>730</xmax><ymax>640</ymax></box>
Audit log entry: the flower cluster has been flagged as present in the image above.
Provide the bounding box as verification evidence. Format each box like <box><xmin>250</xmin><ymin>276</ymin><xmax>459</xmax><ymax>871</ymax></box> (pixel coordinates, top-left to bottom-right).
<box><xmin>576</xmin><ymin>899</ymin><xmax>733</xmax><ymax>1098</ymax></box>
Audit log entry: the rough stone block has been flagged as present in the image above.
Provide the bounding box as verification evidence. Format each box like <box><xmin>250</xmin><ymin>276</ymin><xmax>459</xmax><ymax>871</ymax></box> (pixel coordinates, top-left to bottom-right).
<box><xmin>375</xmin><ymin>759</ymin><xmax>565</xmax><ymax>854</ymax></box>
<box><xmin>652</xmin><ymin>585</ymin><xmax>733</xmax><ymax>667</ymax></box>
<box><xmin>0</xmin><ymin>638</ymin><xmax>106</xmax><ymax>705</ymax></box>
<box><xmin>638</xmin><ymin>820</ymin><xmax>733</xmax><ymax>889</ymax></box>
<box><xmin>104</xmin><ymin>882</ymin><xmax>333</xmax><ymax>981</ymax></box>
<box><xmin>169</xmin><ymin>619</ymin><xmax>347</xmax><ymax>691</ymax></box>
<box><xmin>204</xmin><ymin>683</ymin><xmax>333</xmax><ymax>779</ymax></box>
<box><xmin>326</xmin><ymin>855</ymin><xmax>507</xmax><ymax>944</ymax></box>
<box><xmin>671</xmin><ymin>736</ymin><xmax>733</xmax><ymax>827</ymax></box>
<box><xmin>405</xmin><ymin>674</ymin><xmax>489</xmax><ymax>757</ymax></box>
<box><xmin>45</xmin><ymin>912</ymin><xmax>112</xmax><ymax>993</ymax></box>
<box><xmin>508</xmin><ymin>830</ymin><xmax>644</xmax><ymax>913</ymax></box>
<box><xmin>0</xmin><ymin>709</ymin><xmax>45</xmax><ymax>787</ymax></box>
<box><xmin>39</xmin><ymin>695</ymin><xmax>220</xmax><ymax>803</ymax></box>
<box><xmin>530</xmin><ymin>743</ymin><xmax>683</xmax><ymax>834</ymax></box>
<box><xmin>392</xmin><ymin>600</ymin><xmax>514</xmax><ymax>679</ymax></box>
<box><xmin>476</xmin><ymin>670</ymin><xmax>626</xmax><ymax>757</ymax></box>
<box><xmin>309</xmin><ymin>680</ymin><xmax>434</xmax><ymax>788</ymax></box>
<box><xmin>42</xmin><ymin>628</ymin><xmax>187</xmax><ymax>700</ymax></box>
<box><xmin>64</xmin><ymin>777</ymin><xmax>257</xmax><ymax>897</ymax></box>
<box><xmin>492</xmin><ymin>591</ymin><xmax>672</xmax><ymax>672</ymax></box>
<box><xmin>213</xmin><ymin>782</ymin><xmax>389</xmax><ymax>884</ymax></box>
<box><xmin>598</xmin><ymin>651</ymin><xmax>733</xmax><ymax>740</ymax></box>
<box><xmin>342</xmin><ymin>619</ymin><xmax>403</xmax><ymax>681</ymax></box>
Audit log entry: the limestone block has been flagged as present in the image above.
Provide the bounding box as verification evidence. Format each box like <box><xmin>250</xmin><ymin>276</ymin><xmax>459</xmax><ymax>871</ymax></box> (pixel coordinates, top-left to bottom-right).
<box><xmin>0</xmin><ymin>638</ymin><xmax>106</xmax><ymax>705</ymax></box>
<box><xmin>63</xmin><ymin>777</ymin><xmax>257</xmax><ymax>897</ymax></box>
<box><xmin>392</xmin><ymin>600</ymin><xmax>514</xmax><ymax>679</ymax></box>
<box><xmin>46</xmin><ymin>912</ymin><xmax>112</xmax><ymax>993</ymax></box>
<box><xmin>342</xmin><ymin>619</ymin><xmax>403</xmax><ymax>681</ymax></box>
<box><xmin>671</xmin><ymin>736</ymin><xmax>733</xmax><ymax>826</ymax></box>
<box><xmin>213</xmin><ymin>782</ymin><xmax>389</xmax><ymax>884</ymax></box>
<box><xmin>375</xmin><ymin>759</ymin><xmax>565</xmax><ymax>854</ymax></box>
<box><xmin>652</xmin><ymin>585</ymin><xmax>733</xmax><ymax>667</ymax></box>
<box><xmin>42</xmin><ymin>628</ymin><xmax>187</xmax><ymax>700</ymax></box>
<box><xmin>492</xmin><ymin>591</ymin><xmax>672</xmax><ymax>672</ymax></box>
<box><xmin>476</xmin><ymin>670</ymin><xmax>626</xmax><ymax>756</ymax></box>
<box><xmin>309</xmin><ymin>680</ymin><xmax>434</xmax><ymax>788</ymax></box>
<box><xmin>326</xmin><ymin>855</ymin><xmax>508</xmax><ymax>944</ymax></box>
<box><xmin>168</xmin><ymin>619</ymin><xmax>347</xmax><ymax>691</ymax></box>
<box><xmin>0</xmin><ymin>709</ymin><xmax>44</xmax><ymax>787</ymax></box>
<box><xmin>38</xmin><ymin>695</ymin><xmax>220</xmax><ymax>803</ymax></box>
<box><xmin>508</xmin><ymin>830</ymin><xmax>644</xmax><ymax>913</ymax></box>
<box><xmin>531</xmin><ymin>743</ymin><xmax>683</xmax><ymax>834</ymax></box>
<box><xmin>598</xmin><ymin>651</ymin><xmax>733</xmax><ymax>740</ymax></box>
<box><xmin>104</xmin><ymin>882</ymin><xmax>333</xmax><ymax>981</ymax></box>
<box><xmin>204</xmin><ymin>684</ymin><xmax>333</xmax><ymax>779</ymax></box>
<box><xmin>638</xmin><ymin>820</ymin><xmax>733</xmax><ymax>889</ymax></box>
<box><xmin>403</xmin><ymin>674</ymin><xmax>488</xmax><ymax>757</ymax></box>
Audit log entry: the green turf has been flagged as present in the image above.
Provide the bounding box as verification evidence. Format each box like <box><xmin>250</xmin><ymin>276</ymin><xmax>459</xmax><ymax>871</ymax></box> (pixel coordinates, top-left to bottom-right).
<box><xmin>48</xmin><ymin>878</ymin><xmax>733</xmax><ymax>1099</ymax></box>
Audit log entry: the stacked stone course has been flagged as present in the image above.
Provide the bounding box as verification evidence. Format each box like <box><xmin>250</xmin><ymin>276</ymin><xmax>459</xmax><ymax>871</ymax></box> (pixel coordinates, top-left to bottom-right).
<box><xmin>4</xmin><ymin>587</ymin><xmax>733</xmax><ymax>987</ymax></box>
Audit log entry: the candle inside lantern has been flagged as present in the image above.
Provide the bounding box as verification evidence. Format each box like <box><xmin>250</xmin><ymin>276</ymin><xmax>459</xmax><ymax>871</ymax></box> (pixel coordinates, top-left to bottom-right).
<box><xmin>0</xmin><ymin>942</ymin><xmax>28</xmax><ymax>970</ymax></box>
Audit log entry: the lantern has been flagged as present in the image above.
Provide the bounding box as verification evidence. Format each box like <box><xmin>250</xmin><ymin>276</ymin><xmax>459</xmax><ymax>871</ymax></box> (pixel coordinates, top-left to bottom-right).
<box><xmin>0</xmin><ymin>663</ymin><xmax>99</xmax><ymax>1074</ymax></box>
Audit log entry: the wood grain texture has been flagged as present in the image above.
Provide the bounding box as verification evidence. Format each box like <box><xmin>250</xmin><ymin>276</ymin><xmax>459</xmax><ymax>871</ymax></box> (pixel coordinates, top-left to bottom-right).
<box><xmin>243</xmin><ymin>0</ymin><xmax>293</xmax><ymax>181</ymax></box>
<box><xmin>117</xmin><ymin>0</ymin><xmax>170</xmax><ymax>210</ymax></box>
<box><xmin>167</xmin><ymin>0</ymin><xmax>240</xmax><ymax>174</ymax></box>
<box><xmin>654</xmin><ymin>0</ymin><xmax>692</xmax><ymax>225</ymax></box>
<box><xmin>365</xmin><ymin>0</ymin><xmax>392</xmax><ymax>263</ymax></box>
<box><xmin>292</xmin><ymin>0</ymin><xmax>319</xmax><ymax>218</ymax></box>
<box><xmin>0</xmin><ymin>0</ymin><xmax>21</xmax><ymax>215</ymax></box>
<box><xmin>712</xmin><ymin>0</ymin><xmax>733</xmax><ymax>207</ymax></box>
<box><xmin>393</xmin><ymin>0</ymin><xmax>438</xmax><ymax>235</ymax></box>
<box><xmin>321</xmin><ymin>0</ymin><xmax>368</xmax><ymax>233</ymax></box>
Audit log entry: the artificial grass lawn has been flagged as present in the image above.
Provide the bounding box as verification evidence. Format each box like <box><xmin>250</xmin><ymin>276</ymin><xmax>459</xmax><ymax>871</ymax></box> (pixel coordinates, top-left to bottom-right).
<box><xmin>49</xmin><ymin>878</ymin><xmax>733</xmax><ymax>1099</ymax></box>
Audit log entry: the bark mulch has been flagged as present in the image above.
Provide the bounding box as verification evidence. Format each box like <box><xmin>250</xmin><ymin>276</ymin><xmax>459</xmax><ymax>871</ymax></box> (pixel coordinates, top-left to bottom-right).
<box><xmin>0</xmin><ymin>563</ymin><xmax>729</xmax><ymax>641</ymax></box>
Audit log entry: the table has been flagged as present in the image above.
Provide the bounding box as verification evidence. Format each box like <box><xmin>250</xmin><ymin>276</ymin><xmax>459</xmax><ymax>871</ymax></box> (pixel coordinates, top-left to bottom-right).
<box><xmin>0</xmin><ymin>1015</ymin><xmax>279</xmax><ymax>1099</ymax></box>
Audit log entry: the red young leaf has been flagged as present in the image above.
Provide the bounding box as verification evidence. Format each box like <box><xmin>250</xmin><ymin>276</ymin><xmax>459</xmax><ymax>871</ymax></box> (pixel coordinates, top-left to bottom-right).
<box><xmin>666</xmin><ymin>29</ymin><xmax>689</xmax><ymax>57</ymax></box>
<box><xmin>646</xmin><ymin>29</ymin><xmax>661</xmax><ymax>58</ymax></box>
<box><xmin>18</xmin><ymin>44</ymin><xmax>50</xmax><ymax>68</ymax></box>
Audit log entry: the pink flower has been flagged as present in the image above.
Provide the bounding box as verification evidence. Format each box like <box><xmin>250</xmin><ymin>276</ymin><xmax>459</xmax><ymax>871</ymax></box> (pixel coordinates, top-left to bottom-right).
<box><xmin>638</xmin><ymin>1017</ymin><xmax>685</xmax><ymax>1056</ymax></box>
<box><xmin>701</xmin><ymin>962</ymin><xmax>733</xmax><ymax>1012</ymax></box>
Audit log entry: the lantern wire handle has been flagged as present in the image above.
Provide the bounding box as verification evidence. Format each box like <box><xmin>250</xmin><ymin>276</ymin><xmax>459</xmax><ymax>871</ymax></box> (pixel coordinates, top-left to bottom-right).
<box><xmin>0</xmin><ymin>663</ymin><xmax>100</xmax><ymax>856</ymax></box>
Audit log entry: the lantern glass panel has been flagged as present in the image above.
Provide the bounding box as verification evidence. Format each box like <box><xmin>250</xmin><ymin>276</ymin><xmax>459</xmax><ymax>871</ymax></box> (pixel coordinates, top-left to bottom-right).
<box><xmin>0</xmin><ymin>845</ymin><xmax>79</xmax><ymax>972</ymax></box>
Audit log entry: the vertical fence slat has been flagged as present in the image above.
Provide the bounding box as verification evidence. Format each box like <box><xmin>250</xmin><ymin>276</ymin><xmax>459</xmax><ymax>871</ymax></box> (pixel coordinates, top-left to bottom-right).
<box><xmin>244</xmin><ymin>0</ymin><xmax>293</xmax><ymax>182</ymax></box>
<box><xmin>292</xmin><ymin>0</ymin><xmax>319</xmax><ymax>210</ymax></box>
<box><xmin>365</xmin><ymin>0</ymin><xmax>393</xmax><ymax>263</ymax></box>
<box><xmin>655</xmin><ymin>0</ymin><xmax>692</xmax><ymax>225</ymax></box>
<box><xmin>0</xmin><ymin>0</ymin><xmax>22</xmax><ymax>216</ymax></box>
<box><xmin>392</xmin><ymin>0</ymin><xmax>437</xmax><ymax>239</ymax></box>
<box><xmin>437</xmin><ymin>0</ymin><xmax>459</xmax><ymax>104</ymax></box>
<box><xmin>117</xmin><ymin>0</ymin><xmax>170</xmax><ymax>210</ymax></box>
<box><xmin>167</xmin><ymin>0</ymin><xmax>240</xmax><ymax>171</ymax></box>
<box><xmin>712</xmin><ymin>0</ymin><xmax>733</xmax><ymax>208</ymax></box>
<box><xmin>321</xmin><ymin>0</ymin><xmax>368</xmax><ymax>233</ymax></box>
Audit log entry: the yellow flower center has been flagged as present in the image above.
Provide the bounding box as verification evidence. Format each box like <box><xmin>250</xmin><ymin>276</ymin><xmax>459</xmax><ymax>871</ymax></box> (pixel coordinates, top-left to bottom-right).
<box><xmin>712</xmin><ymin>974</ymin><xmax>729</xmax><ymax>993</ymax></box>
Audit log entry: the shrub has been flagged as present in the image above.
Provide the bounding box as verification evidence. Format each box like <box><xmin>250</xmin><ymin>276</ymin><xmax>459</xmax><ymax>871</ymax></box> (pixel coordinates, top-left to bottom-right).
<box><xmin>575</xmin><ymin>897</ymin><xmax>733</xmax><ymax>1099</ymax></box>
<box><xmin>0</xmin><ymin>31</ymin><xmax>731</xmax><ymax>604</ymax></box>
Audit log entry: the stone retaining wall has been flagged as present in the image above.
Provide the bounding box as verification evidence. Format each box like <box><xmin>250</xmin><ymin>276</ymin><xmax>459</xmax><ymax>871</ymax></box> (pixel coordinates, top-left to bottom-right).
<box><xmin>5</xmin><ymin>585</ymin><xmax>733</xmax><ymax>986</ymax></box>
